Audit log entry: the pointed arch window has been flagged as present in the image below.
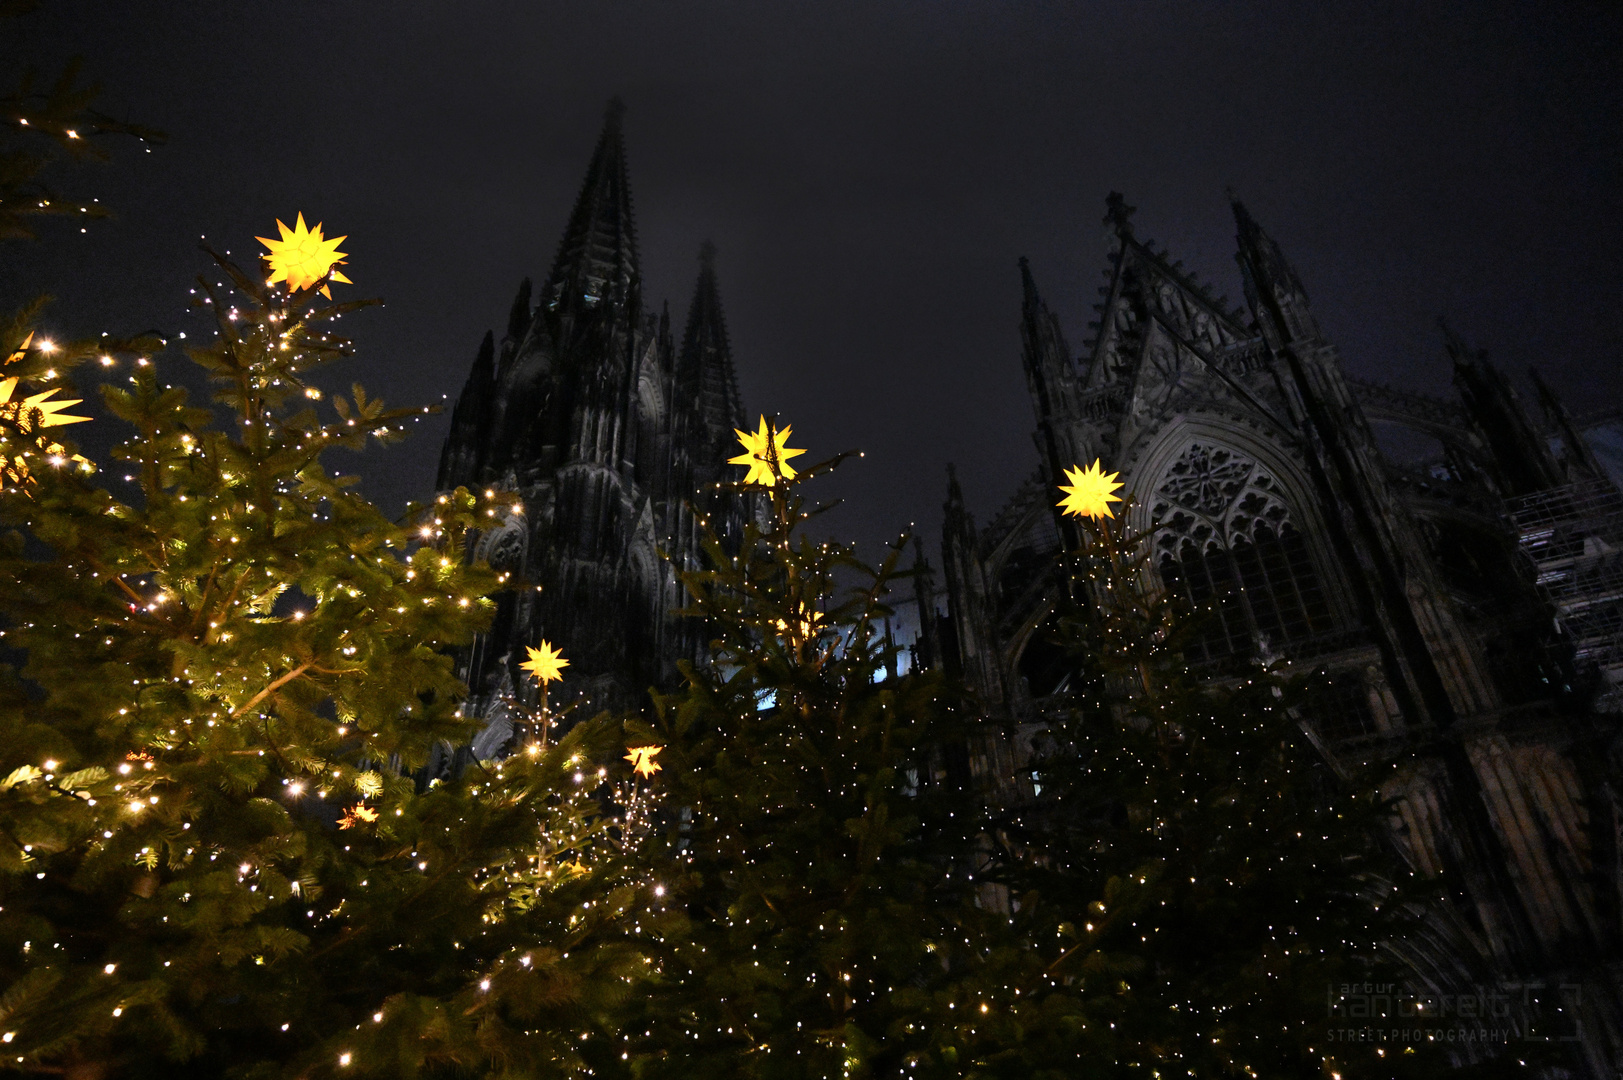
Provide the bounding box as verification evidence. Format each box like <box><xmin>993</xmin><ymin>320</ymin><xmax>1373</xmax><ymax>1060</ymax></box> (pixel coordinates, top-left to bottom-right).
<box><xmin>1152</xmin><ymin>443</ymin><xmax>1334</xmax><ymax>663</ymax></box>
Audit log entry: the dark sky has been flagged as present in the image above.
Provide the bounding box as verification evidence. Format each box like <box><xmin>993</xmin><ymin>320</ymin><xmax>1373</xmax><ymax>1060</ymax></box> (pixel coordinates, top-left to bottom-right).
<box><xmin>5</xmin><ymin>0</ymin><xmax>1622</xmax><ymax>562</ymax></box>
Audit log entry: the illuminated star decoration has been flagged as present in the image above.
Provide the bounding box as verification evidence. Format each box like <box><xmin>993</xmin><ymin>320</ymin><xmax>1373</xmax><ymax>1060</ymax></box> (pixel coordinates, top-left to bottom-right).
<box><xmin>256</xmin><ymin>212</ymin><xmax>352</xmax><ymax>298</ymax></box>
<box><xmin>728</xmin><ymin>415</ymin><xmax>805</xmax><ymax>487</ymax></box>
<box><xmin>4</xmin><ymin>333</ymin><xmax>29</xmax><ymax>367</ymax></box>
<box><xmin>772</xmin><ymin>603</ymin><xmax>826</xmax><ymax>642</ymax></box>
<box><xmin>520</xmin><ymin>640</ymin><xmax>569</xmax><ymax>684</ymax></box>
<box><xmin>1057</xmin><ymin>459</ymin><xmax>1125</xmax><ymax>520</ymax></box>
<box><xmin>624</xmin><ymin>745</ymin><xmax>663</xmax><ymax>778</ymax></box>
<box><xmin>0</xmin><ymin>332</ymin><xmax>93</xmax><ymax>488</ymax></box>
<box><xmin>338</xmin><ymin>804</ymin><xmax>378</xmax><ymax>830</ymax></box>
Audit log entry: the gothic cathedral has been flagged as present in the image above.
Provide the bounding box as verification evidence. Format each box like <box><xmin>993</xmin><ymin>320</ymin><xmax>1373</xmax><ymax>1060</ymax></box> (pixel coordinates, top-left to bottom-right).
<box><xmin>932</xmin><ymin>193</ymin><xmax>1623</xmax><ymax>1074</ymax></box>
<box><xmin>436</xmin><ymin>100</ymin><xmax>749</xmax><ymax>757</ymax></box>
<box><xmin>437</xmin><ymin>107</ymin><xmax>1623</xmax><ymax>1074</ymax></box>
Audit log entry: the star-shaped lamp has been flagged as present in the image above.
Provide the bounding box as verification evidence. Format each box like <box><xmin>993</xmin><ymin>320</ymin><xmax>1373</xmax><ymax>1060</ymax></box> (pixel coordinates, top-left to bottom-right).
<box><xmin>1057</xmin><ymin>459</ymin><xmax>1125</xmax><ymax>520</ymax></box>
<box><xmin>728</xmin><ymin>415</ymin><xmax>805</xmax><ymax>486</ymax></box>
<box><xmin>337</xmin><ymin>804</ymin><xmax>377</xmax><ymax>830</ymax></box>
<box><xmin>0</xmin><ymin>332</ymin><xmax>93</xmax><ymax>487</ymax></box>
<box><xmin>624</xmin><ymin>745</ymin><xmax>663</xmax><ymax>778</ymax></box>
<box><xmin>520</xmin><ymin>640</ymin><xmax>569</xmax><ymax>684</ymax></box>
<box><xmin>772</xmin><ymin>603</ymin><xmax>826</xmax><ymax>642</ymax></box>
<box><xmin>257</xmin><ymin>213</ymin><xmax>352</xmax><ymax>298</ymax></box>
<box><xmin>0</xmin><ymin>379</ymin><xmax>91</xmax><ymax>437</ymax></box>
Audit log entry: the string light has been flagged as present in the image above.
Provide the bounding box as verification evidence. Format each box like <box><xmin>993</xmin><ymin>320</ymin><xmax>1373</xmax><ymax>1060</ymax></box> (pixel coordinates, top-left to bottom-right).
<box><xmin>0</xmin><ymin>209</ymin><xmax>1423</xmax><ymax>1080</ymax></box>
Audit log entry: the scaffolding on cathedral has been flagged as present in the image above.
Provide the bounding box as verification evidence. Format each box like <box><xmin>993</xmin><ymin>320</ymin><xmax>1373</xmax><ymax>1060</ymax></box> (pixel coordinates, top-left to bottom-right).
<box><xmin>1506</xmin><ymin>476</ymin><xmax>1623</xmax><ymax>710</ymax></box>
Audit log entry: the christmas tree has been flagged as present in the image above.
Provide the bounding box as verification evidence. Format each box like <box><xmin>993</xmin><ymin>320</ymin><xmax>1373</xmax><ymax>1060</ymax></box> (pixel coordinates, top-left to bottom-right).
<box><xmin>990</xmin><ymin>462</ymin><xmax>1468</xmax><ymax>1078</ymax></box>
<box><xmin>0</xmin><ymin>235</ymin><xmax>652</xmax><ymax>1079</ymax></box>
<box><xmin>612</xmin><ymin>421</ymin><xmax>1030</xmax><ymax>1078</ymax></box>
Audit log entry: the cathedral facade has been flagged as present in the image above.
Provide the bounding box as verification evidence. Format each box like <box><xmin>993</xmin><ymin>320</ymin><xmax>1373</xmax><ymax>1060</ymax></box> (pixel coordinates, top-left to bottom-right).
<box><xmin>435</xmin><ymin>103</ymin><xmax>1622</xmax><ymax>1075</ymax></box>
<box><xmin>929</xmin><ymin>194</ymin><xmax>1623</xmax><ymax>1075</ymax></box>
<box><xmin>436</xmin><ymin>100</ymin><xmax>749</xmax><ymax>750</ymax></box>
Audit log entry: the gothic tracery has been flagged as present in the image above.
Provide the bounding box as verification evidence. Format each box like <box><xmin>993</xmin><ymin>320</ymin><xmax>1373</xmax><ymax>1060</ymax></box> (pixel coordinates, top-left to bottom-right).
<box><xmin>1151</xmin><ymin>442</ymin><xmax>1293</xmax><ymax>552</ymax></box>
<box><xmin>1150</xmin><ymin>442</ymin><xmax>1333</xmax><ymax>660</ymax></box>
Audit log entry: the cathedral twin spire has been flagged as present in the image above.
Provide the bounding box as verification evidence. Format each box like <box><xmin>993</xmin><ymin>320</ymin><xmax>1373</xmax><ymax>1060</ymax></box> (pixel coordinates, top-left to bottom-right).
<box><xmin>435</xmin><ymin>100</ymin><xmax>751</xmax><ymax>716</ymax></box>
<box><xmin>438</xmin><ymin>100</ymin><xmax>744</xmax><ymax>496</ymax></box>
<box><xmin>677</xmin><ymin>241</ymin><xmax>746</xmax><ymax>455</ymax></box>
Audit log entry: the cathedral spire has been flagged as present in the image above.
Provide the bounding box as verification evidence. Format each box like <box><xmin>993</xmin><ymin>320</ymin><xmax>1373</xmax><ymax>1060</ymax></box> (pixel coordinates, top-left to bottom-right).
<box><xmin>543</xmin><ymin>98</ymin><xmax>640</xmax><ymax>319</ymax></box>
<box><xmin>496</xmin><ymin>276</ymin><xmax>534</xmax><ymax>376</ymax></box>
<box><xmin>1019</xmin><ymin>257</ymin><xmax>1076</xmax><ymax>423</ymax></box>
<box><xmin>1231</xmin><ymin>197</ymin><xmax>1319</xmax><ymax>348</ymax></box>
<box><xmin>1530</xmin><ymin>368</ymin><xmax>1606</xmax><ymax>483</ymax></box>
<box><xmin>1019</xmin><ymin>257</ymin><xmax>1083</xmax><ymax>492</ymax></box>
<box><xmin>678</xmin><ymin>241</ymin><xmax>745</xmax><ymax>435</ymax></box>
<box><xmin>944</xmin><ymin>462</ymin><xmax>969</xmax><ymax>525</ymax></box>
<box><xmin>1444</xmin><ymin>321</ymin><xmax>1564</xmax><ymax>495</ymax></box>
<box><xmin>941</xmin><ymin>464</ymin><xmax>1005</xmax><ymax>711</ymax></box>
<box><xmin>438</xmin><ymin>329</ymin><xmax>496</xmax><ymax>489</ymax></box>
<box><xmin>1103</xmin><ymin>191</ymin><xmax>1136</xmax><ymax>240</ymax></box>
<box><xmin>504</xmin><ymin>277</ymin><xmax>533</xmax><ymax>344</ymax></box>
<box><xmin>910</xmin><ymin>536</ymin><xmax>940</xmax><ymax>672</ymax></box>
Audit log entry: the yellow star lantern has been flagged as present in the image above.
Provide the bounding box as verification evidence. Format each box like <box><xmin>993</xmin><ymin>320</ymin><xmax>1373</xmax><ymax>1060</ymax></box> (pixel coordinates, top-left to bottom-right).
<box><xmin>0</xmin><ymin>381</ymin><xmax>92</xmax><ymax>434</ymax></box>
<box><xmin>772</xmin><ymin>603</ymin><xmax>826</xmax><ymax>642</ymax></box>
<box><xmin>338</xmin><ymin>804</ymin><xmax>378</xmax><ymax>830</ymax></box>
<box><xmin>1057</xmin><ymin>459</ymin><xmax>1125</xmax><ymax>520</ymax></box>
<box><xmin>256</xmin><ymin>212</ymin><xmax>352</xmax><ymax>297</ymax></box>
<box><xmin>624</xmin><ymin>745</ymin><xmax>663</xmax><ymax>778</ymax></box>
<box><xmin>0</xmin><ymin>332</ymin><xmax>93</xmax><ymax>488</ymax></box>
<box><xmin>520</xmin><ymin>640</ymin><xmax>569</xmax><ymax>684</ymax></box>
<box><xmin>729</xmin><ymin>415</ymin><xmax>805</xmax><ymax>487</ymax></box>
<box><xmin>4</xmin><ymin>332</ymin><xmax>32</xmax><ymax>367</ymax></box>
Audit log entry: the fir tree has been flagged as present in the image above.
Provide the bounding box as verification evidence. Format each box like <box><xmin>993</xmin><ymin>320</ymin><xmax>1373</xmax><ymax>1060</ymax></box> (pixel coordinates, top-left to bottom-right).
<box><xmin>0</xmin><ymin>247</ymin><xmax>649</xmax><ymax>1079</ymax></box>
<box><xmin>613</xmin><ymin>431</ymin><xmax>1017</xmax><ymax>1079</ymax></box>
<box><xmin>0</xmin><ymin>1</ymin><xmax>163</xmax><ymax>243</ymax></box>
<box><xmin>994</xmin><ymin>495</ymin><xmax>1461</xmax><ymax>1079</ymax></box>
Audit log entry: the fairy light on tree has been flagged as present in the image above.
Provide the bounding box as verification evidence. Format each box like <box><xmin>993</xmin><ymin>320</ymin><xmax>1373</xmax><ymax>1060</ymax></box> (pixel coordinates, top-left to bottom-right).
<box><xmin>609</xmin><ymin>416</ymin><xmax>1031</xmax><ymax>1075</ymax></box>
<box><xmin>969</xmin><ymin>459</ymin><xmax>1456</xmax><ymax>1076</ymax></box>
<box><xmin>0</xmin><ymin>36</ymin><xmax>163</xmax><ymax>244</ymax></box>
<box><xmin>0</xmin><ymin>219</ymin><xmax>655</xmax><ymax>1078</ymax></box>
<box><xmin>0</xmin><ymin>58</ymin><xmax>1496</xmax><ymax>1064</ymax></box>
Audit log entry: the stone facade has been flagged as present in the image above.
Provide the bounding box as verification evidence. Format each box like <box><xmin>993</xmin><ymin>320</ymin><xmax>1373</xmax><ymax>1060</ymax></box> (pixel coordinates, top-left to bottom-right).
<box><xmin>436</xmin><ymin>100</ymin><xmax>749</xmax><ymax>746</ymax></box>
<box><xmin>435</xmin><ymin>105</ymin><xmax>1622</xmax><ymax>1072</ymax></box>
<box><xmin>927</xmin><ymin>194</ymin><xmax>1623</xmax><ymax>1076</ymax></box>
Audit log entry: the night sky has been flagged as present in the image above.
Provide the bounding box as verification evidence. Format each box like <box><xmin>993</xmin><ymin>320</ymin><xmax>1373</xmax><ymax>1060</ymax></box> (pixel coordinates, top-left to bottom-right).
<box><xmin>4</xmin><ymin>1</ymin><xmax>1621</xmax><ymax>562</ymax></box>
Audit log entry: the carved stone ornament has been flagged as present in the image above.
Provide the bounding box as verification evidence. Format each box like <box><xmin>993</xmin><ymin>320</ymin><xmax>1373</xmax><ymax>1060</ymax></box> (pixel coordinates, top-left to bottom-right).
<box><xmin>1151</xmin><ymin>442</ymin><xmax>1293</xmax><ymax>556</ymax></box>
